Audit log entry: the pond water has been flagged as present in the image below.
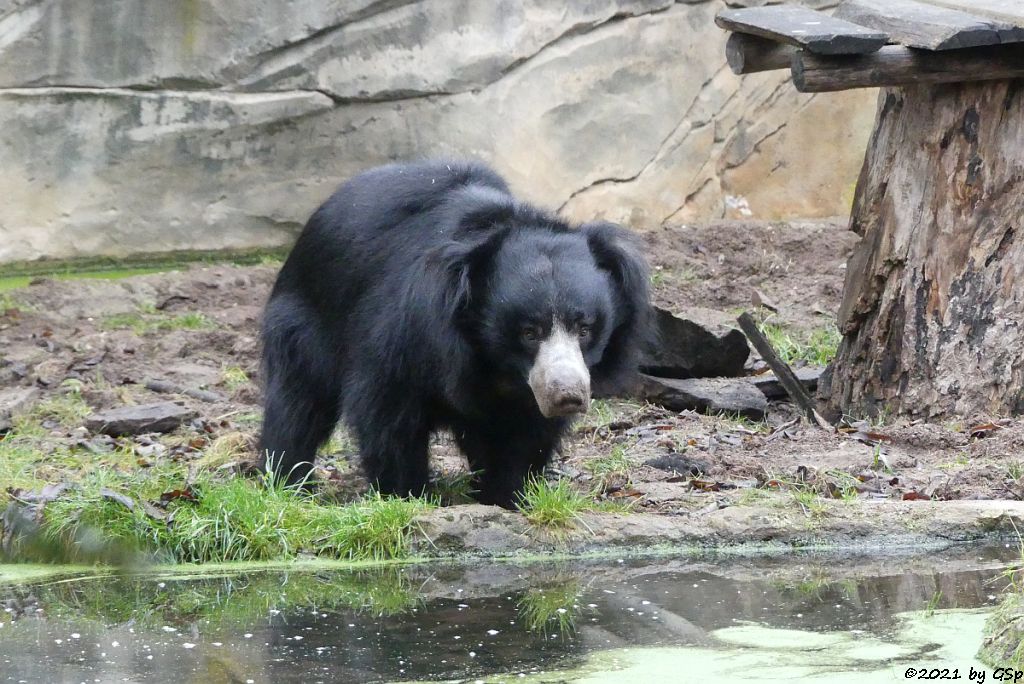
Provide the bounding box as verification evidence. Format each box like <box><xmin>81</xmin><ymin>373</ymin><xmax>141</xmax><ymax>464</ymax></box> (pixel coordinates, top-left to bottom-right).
<box><xmin>0</xmin><ymin>546</ymin><xmax>1016</xmax><ymax>683</ymax></box>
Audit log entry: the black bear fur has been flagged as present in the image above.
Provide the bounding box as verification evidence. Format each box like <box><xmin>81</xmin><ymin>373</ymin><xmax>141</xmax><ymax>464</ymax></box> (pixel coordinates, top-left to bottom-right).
<box><xmin>259</xmin><ymin>160</ymin><xmax>649</xmax><ymax>507</ymax></box>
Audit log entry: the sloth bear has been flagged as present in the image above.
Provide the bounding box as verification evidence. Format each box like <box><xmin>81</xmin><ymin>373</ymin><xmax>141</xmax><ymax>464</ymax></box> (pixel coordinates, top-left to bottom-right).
<box><xmin>259</xmin><ymin>160</ymin><xmax>649</xmax><ymax>508</ymax></box>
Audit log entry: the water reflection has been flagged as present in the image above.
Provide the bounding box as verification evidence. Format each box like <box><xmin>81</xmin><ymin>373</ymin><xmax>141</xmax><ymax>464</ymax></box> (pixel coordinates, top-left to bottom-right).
<box><xmin>0</xmin><ymin>546</ymin><xmax>1016</xmax><ymax>683</ymax></box>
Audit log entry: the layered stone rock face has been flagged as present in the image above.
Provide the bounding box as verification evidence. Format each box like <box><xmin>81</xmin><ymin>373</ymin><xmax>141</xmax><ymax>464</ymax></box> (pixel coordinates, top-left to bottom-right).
<box><xmin>0</xmin><ymin>0</ymin><xmax>874</xmax><ymax>263</ymax></box>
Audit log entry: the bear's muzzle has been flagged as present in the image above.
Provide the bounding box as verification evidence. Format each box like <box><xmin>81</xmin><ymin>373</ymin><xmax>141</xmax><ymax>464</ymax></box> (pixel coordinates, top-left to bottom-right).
<box><xmin>528</xmin><ymin>324</ymin><xmax>591</xmax><ymax>418</ymax></box>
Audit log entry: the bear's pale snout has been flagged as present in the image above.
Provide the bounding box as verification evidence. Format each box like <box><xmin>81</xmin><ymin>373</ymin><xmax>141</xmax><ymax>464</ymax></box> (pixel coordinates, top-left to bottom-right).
<box><xmin>528</xmin><ymin>324</ymin><xmax>591</xmax><ymax>418</ymax></box>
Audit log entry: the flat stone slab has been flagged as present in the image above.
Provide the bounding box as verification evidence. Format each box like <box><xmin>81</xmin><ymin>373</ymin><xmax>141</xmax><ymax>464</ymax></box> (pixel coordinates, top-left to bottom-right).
<box><xmin>85</xmin><ymin>401</ymin><xmax>196</xmax><ymax>436</ymax></box>
<box><xmin>716</xmin><ymin>6</ymin><xmax>888</xmax><ymax>55</ymax></box>
<box><xmin>409</xmin><ymin>500</ymin><xmax>1024</xmax><ymax>557</ymax></box>
<box><xmin>639</xmin><ymin>307</ymin><xmax>749</xmax><ymax>379</ymax></box>
<box><xmin>750</xmin><ymin>366</ymin><xmax>824</xmax><ymax>399</ymax></box>
<box><xmin>637</xmin><ymin>375</ymin><xmax>768</xmax><ymax>420</ymax></box>
<box><xmin>836</xmin><ymin>0</ymin><xmax>1024</xmax><ymax>51</ymax></box>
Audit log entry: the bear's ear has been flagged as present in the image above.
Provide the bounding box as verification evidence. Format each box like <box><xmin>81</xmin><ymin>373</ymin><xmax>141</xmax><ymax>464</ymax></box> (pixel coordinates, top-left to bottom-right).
<box><xmin>432</xmin><ymin>229</ymin><xmax>508</xmax><ymax>316</ymax></box>
<box><xmin>581</xmin><ymin>221</ymin><xmax>652</xmax><ymax>394</ymax></box>
<box><xmin>429</xmin><ymin>186</ymin><xmax>517</xmax><ymax>315</ymax></box>
<box><xmin>581</xmin><ymin>221</ymin><xmax>650</xmax><ymax>316</ymax></box>
<box><xmin>453</xmin><ymin>185</ymin><xmax>517</xmax><ymax>233</ymax></box>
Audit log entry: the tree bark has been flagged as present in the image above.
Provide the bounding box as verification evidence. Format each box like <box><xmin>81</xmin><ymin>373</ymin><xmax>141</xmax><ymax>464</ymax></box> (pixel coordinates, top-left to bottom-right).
<box><xmin>822</xmin><ymin>81</ymin><xmax>1024</xmax><ymax>420</ymax></box>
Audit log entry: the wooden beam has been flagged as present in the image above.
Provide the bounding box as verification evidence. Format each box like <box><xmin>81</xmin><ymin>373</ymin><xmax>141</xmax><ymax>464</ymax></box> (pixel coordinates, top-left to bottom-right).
<box><xmin>918</xmin><ymin>0</ymin><xmax>1024</xmax><ymax>27</ymax></box>
<box><xmin>715</xmin><ymin>5</ymin><xmax>888</xmax><ymax>55</ymax></box>
<box><xmin>835</xmin><ymin>0</ymin><xmax>1024</xmax><ymax>50</ymax></box>
<box><xmin>726</xmin><ymin>33</ymin><xmax>798</xmax><ymax>74</ymax></box>
<box><xmin>792</xmin><ymin>44</ymin><xmax>1024</xmax><ymax>92</ymax></box>
<box><xmin>736</xmin><ymin>312</ymin><xmax>820</xmax><ymax>423</ymax></box>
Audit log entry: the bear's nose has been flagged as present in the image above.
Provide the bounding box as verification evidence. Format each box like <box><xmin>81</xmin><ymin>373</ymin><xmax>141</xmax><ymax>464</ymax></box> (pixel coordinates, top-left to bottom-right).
<box><xmin>553</xmin><ymin>394</ymin><xmax>586</xmax><ymax>414</ymax></box>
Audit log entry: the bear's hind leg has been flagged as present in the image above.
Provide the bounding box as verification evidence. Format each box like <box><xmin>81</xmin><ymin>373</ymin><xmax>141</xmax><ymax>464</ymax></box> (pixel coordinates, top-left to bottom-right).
<box><xmin>258</xmin><ymin>299</ymin><xmax>341</xmax><ymax>485</ymax></box>
<box><xmin>259</xmin><ymin>378</ymin><xmax>340</xmax><ymax>486</ymax></box>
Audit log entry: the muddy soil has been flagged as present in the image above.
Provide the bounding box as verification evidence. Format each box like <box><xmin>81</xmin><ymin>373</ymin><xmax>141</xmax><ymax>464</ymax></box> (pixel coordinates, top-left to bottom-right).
<box><xmin>2</xmin><ymin>219</ymin><xmax>1023</xmax><ymax>517</ymax></box>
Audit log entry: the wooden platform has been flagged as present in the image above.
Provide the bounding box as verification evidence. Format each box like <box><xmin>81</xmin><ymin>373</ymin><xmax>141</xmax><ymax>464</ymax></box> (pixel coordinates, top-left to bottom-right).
<box><xmin>718</xmin><ymin>0</ymin><xmax>1024</xmax><ymax>91</ymax></box>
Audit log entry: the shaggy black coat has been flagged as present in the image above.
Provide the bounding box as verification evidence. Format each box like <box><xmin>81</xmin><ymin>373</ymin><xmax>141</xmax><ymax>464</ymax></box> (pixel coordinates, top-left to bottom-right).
<box><xmin>259</xmin><ymin>160</ymin><xmax>649</xmax><ymax>507</ymax></box>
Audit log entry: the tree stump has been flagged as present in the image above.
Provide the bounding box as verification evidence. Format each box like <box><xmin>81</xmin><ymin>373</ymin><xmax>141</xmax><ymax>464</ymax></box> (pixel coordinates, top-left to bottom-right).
<box><xmin>822</xmin><ymin>81</ymin><xmax>1024</xmax><ymax>419</ymax></box>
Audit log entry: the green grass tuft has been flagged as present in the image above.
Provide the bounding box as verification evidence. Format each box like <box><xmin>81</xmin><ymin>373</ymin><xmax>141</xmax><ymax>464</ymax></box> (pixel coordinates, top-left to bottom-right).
<box><xmin>30</xmin><ymin>390</ymin><xmax>92</xmax><ymax>427</ymax></box>
<box><xmin>756</xmin><ymin>318</ymin><xmax>841</xmax><ymax>366</ymax></box>
<box><xmin>0</xmin><ymin>291</ymin><xmax>34</xmax><ymax>311</ymax></box>
<box><xmin>583</xmin><ymin>445</ymin><xmax>632</xmax><ymax>480</ymax></box>
<box><xmin>429</xmin><ymin>469</ymin><xmax>477</xmax><ymax>506</ymax></box>
<box><xmin>316</xmin><ymin>491</ymin><xmax>432</xmax><ymax>561</ymax></box>
<box><xmin>516</xmin><ymin>476</ymin><xmax>591</xmax><ymax>529</ymax></box>
<box><xmin>10</xmin><ymin>459</ymin><xmax>433</xmax><ymax>564</ymax></box>
<box><xmin>220</xmin><ymin>366</ymin><xmax>251</xmax><ymax>391</ymax></box>
<box><xmin>715</xmin><ymin>412</ymin><xmax>771</xmax><ymax>433</ymax></box>
<box><xmin>102</xmin><ymin>309</ymin><xmax>215</xmax><ymax>334</ymax></box>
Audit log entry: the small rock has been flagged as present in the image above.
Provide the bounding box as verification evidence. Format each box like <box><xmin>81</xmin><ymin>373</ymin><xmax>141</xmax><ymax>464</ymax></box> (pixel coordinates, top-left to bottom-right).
<box><xmin>631</xmin><ymin>481</ymin><xmax>695</xmax><ymax>505</ymax></box>
<box><xmin>636</xmin><ymin>375</ymin><xmax>767</xmax><ymax>420</ymax></box>
<box><xmin>751</xmin><ymin>367</ymin><xmax>824</xmax><ymax>399</ymax></box>
<box><xmin>0</xmin><ymin>386</ymin><xmax>41</xmax><ymax>423</ymax></box>
<box><xmin>86</xmin><ymin>402</ymin><xmax>196</xmax><ymax>436</ymax></box>
<box><xmin>638</xmin><ymin>307</ymin><xmax>749</xmax><ymax>379</ymax></box>
<box><xmin>751</xmin><ymin>288</ymin><xmax>778</xmax><ymax>313</ymax></box>
<box><xmin>643</xmin><ymin>453</ymin><xmax>710</xmax><ymax>476</ymax></box>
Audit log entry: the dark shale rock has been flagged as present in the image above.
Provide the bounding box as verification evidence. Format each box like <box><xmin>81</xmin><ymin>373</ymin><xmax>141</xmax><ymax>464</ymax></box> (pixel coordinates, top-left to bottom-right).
<box><xmin>639</xmin><ymin>307</ymin><xmax>750</xmax><ymax>379</ymax></box>
<box><xmin>85</xmin><ymin>402</ymin><xmax>197</xmax><ymax>436</ymax></box>
<box><xmin>751</xmin><ymin>366</ymin><xmax>824</xmax><ymax>399</ymax></box>
<box><xmin>636</xmin><ymin>374</ymin><xmax>767</xmax><ymax>419</ymax></box>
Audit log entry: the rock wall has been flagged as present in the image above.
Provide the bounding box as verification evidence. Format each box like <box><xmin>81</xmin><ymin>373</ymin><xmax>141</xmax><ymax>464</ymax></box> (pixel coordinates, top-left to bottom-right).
<box><xmin>0</xmin><ymin>0</ymin><xmax>876</xmax><ymax>264</ymax></box>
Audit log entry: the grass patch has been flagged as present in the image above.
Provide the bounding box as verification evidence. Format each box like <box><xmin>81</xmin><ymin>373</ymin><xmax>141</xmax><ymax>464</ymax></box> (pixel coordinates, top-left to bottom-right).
<box><xmin>736</xmin><ymin>487</ymin><xmax>774</xmax><ymax>506</ymax></box>
<box><xmin>234</xmin><ymin>411</ymin><xmax>262</xmax><ymax>428</ymax></box>
<box><xmin>0</xmin><ymin>291</ymin><xmax>34</xmax><ymax>311</ymax></box>
<box><xmin>584</xmin><ymin>445</ymin><xmax>632</xmax><ymax>481</ymax></box>
<box><xmin>649</xmin><ymin>266</ymin><xmax>698</xmax><ymax>289</ymax></box>
<box><xmin>981</xmin><ymin>593</ymin><xmax>1024</xmax><ymax>669</ymax></box>
<box><xmin>715</xmin><ymin>412</ymin><xmax>771</xmax><ymax>433</ymax></box>
<box><xmin>755</xmin><ymin>318</ymin><xmax>841</xmax><ymax>366</ymax></box>
<box><xmin>576</xmin><ymin>398</ymin><xmax>643</xmax><ymax>435</ymax></box>
<box><xmin>5</xmin><ymin>439</ymin><xmax>433</xmax><ymax>564</ymax></box>
<box><xmin>221</xmin><ymin>366</ymin><xmax>250</xmax><ymax>391</ymax></box>
<box><xmin>0</xmin><ymin>246</ymin><xmax>288</xmax><ymax>281</ymax></box>
<box><xmin>193</xmin><ymin>432</ymin><xmax>251</xmax><ymax>470</ymax></box>
<box><xmin>102</xmin><ymin>309</ymin><xmax>215</xmax><ymax>334</ymax></box>
<box><xmin>316</xmin><ymin>491</ymin><xmax>431</xmax><ymax>561</ymax></box>
<box><xmin>516</xmin><ymin>476</ymin><xmax>592</xmax><ymax>529</ymax></box>
<box><xmin>791</xmin><ymin>488</ymin><xmax>827</xmax><ymax>516</ymax></box>
<box><xmin>429</xmin><ymin>469</ymin><xmax>477</xmax><ymax>506</ymax></box>
<box><xmin>319</xmin><ymin>429</ymin><xmax>356</xmax><ymax>456</ymax></box>
<box><xmin>0</xmin><ymin>268</ymin><xmax>172</xmax><ymax>293</ymax></box>
<box><xmin>30</xmin><ymin>390</ymin><xmax>92</xmax><ymax>427</ymax></box>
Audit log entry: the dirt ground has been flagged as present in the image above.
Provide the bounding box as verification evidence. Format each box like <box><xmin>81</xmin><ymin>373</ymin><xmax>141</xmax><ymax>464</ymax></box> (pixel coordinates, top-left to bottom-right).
<box><xmin>3</xmin><ymin>218</ymin><xmax>1024</xmax><ymax>515</ymax></box>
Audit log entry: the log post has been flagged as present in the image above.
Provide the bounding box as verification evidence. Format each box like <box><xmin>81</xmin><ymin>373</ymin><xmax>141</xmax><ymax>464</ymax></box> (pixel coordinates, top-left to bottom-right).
<box><xmin>822</xmin><ymin>81</ymin><xmax>1024</xmax><ymax>420</ymax></box>
<box><xmin>725</xmin><ymin>33</ymin><xmax>796</xmax><ymax>74</ymax></box>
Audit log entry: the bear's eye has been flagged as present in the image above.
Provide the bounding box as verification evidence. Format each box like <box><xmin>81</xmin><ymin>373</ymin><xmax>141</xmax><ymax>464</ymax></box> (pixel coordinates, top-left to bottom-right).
<box><xmin>521</xmin><ymin>325</ymin><xmax>541</xmax><ymax>343</ymax></box>
<box><xmin>578</xmin><ymin>324</ymin><xmax>592</xmax><ymax>339</ymax></box>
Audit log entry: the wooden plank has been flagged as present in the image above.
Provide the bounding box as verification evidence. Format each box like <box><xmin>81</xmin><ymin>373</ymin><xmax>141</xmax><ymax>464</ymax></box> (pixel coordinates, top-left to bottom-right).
<box><xmin>918</xmin><ymin>0</ymin><xmax>1024</xmax><ymax>27</ymax></box>
<box><xmin>792</xmin><ymin>43</ymin><xmax>1024</xmax><ymax>92</ymax></box>
<box><xmin>726</xmin><ymin>33</ymin><xmax>797</xmax><ymax>74</ymax></box>
<box><xmin>835</xmin><ymin>0</ymin><xmax>1024</xmax><ymax>50</ymax></box>
<box><xmin>715</xmin><ymin>5</ymin><xmax>888</xmax><ymax>55</ymax></box>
